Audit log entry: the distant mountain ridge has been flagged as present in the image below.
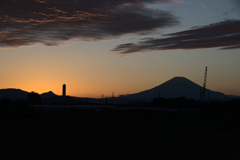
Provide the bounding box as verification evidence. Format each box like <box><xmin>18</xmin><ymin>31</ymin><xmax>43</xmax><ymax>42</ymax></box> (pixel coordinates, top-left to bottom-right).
<box><xmin>0</xmin><ymin>77</ymin><xmax>237</xmax><ymax>102</ymax></box>
<box><xmin>123</xmin><ymin>77</ymin><xmax>233</xmax><ymax>101</ymax></box>
<box><xmin>0</xmin><ymin>88</ymin><xmax>29</xmax><ymax>101</ymax></box>
<box><xmin>0</xmin><ymin>89</ymin><xmax>59</xmax><ymax>101</ymax></box>
<box><xmin>41</xmin><ymin>91</ymin><xmax>58</xmax><ymax>99</ymax></box>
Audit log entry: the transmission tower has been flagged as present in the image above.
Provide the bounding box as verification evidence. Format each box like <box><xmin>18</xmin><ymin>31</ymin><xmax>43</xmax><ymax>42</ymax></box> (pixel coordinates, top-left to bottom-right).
<box><xmin>201</xmin><ymin>67</ymin><xmax>208</xmax><ymax>103</ymax></box>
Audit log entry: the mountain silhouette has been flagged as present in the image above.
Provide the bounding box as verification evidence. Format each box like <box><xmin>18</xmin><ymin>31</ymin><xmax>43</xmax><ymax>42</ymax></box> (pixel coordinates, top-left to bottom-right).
<box><xmin>0</xmin><ymin>89</ymin><xmax>59</xmax><ymax>101</ymax></box>
<box><xmin>0</xmin><ymin>88</ymin><xmax>29</xmax><ymax>100</ymax></box>
<box><xmin>41</xmin><ymin>91</ymin><xmax>58</xmax><ymax>99</ymax></box>
<box><xmin>123</xmin><ymin>77</ymin><xmax>231</xmax><ymax>101</ymax></box>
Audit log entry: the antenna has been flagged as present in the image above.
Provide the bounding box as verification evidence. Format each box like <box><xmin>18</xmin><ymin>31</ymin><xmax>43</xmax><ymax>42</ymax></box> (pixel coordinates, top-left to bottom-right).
<box><xmin>201</xmin><ymin>67</ymin><xmax>208</xmax><ymax>103</ymax></box>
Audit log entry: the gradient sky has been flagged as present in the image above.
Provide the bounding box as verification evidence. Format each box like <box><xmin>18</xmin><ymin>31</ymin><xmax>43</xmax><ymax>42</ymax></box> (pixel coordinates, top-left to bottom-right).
<box><xmin>0</xmin><ymin>0</ymin><xmax>240</xmax><ymax>98</ymax></box>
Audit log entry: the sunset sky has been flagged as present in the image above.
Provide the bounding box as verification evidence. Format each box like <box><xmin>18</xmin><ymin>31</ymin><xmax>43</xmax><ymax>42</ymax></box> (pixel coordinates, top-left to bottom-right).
<box><xmin>0</xmin><ymin>0</ymin><xmax>240</xmax><ymax>98</ymax></box>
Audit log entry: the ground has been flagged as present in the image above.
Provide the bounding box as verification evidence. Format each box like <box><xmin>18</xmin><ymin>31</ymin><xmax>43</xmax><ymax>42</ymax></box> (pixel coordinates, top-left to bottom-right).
<box><xmin>0</xmin><ymin>109</ymin><xmax>239</xmax><ymax>159</ymax></box>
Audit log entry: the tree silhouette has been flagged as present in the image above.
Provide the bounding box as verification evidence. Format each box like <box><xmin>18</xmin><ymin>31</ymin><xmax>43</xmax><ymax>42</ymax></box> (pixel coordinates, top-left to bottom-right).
<box><xmin>0</xmin><ymin>98</ymin><xmax>11</xmax><ymax>108</ymax></box>
<box><xmin>28</xmin><ymin>91</ymin><xmax>41</xmax><ymax>107</ymax></box>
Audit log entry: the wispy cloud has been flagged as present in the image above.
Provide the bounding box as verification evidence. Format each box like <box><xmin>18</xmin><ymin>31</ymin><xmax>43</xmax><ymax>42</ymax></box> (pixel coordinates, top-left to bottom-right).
<box><xmin>223</xmin><ymin>8</ymin><xmax>238</xmax><ymax>15</ymax></box>
<box><xmin>0</xmin><ymin>0</ymin><xmax>180</xmax><ymax>47</ymax></box>
<box><xmin>200</xmin><ymin>4</ymin><xmax>206</xmax><ymax>8</ymax></box>
<box><xmin>111</xmin><ymin>20</ymin><xmax>240</xmax><ymax>54</ymax></box>
<box><xmin>171</xmin><ymin>0</ymin><xmax>184</xmax><ymax>3</ymax></box>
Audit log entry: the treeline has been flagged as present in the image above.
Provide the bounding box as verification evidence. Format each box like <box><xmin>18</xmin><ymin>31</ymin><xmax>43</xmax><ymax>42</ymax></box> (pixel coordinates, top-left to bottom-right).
<box><xmin>142</xmin><ymin>96</ymin><xmax>240</xmax><ymax>113</ymax></box>
<box><xmin>0</xmin><ymin>91</ymin><xmax>41</xmax><ymax>118</ymax></box>
<box><xmin>143</xmin><ymin>96</ymin><xmax>199</xmax><ymax>108</ymax></box>
<box><xmin>200</xmin><ymin>99</ymin><xmax>240</xmax><ymax>113</ymax></box>
<box><xmin>0</xmin><ymin>98</ymin><xmax>38</xmax><ymax>119</ymax></box>
<box><xmin>1</xmin><ymin>92</ymin><xmax>240</xmax><ymax>115</ymax></box>
<box><xmin>0</xmin><ymin>91</ymin><xmax>41</xmax><ymax>108</ymax></box>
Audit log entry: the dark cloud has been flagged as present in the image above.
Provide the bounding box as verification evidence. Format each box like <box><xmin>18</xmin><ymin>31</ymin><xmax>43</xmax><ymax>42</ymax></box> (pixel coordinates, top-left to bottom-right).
<box><xmin>0</xmin><ymin>0</ymin><xmax>179</xmax><ymax>47</ymax></box>
<box><xmin>111</xmin><ymin>20</ymin><xmax>240</xmax><ymax>54</ymax></box>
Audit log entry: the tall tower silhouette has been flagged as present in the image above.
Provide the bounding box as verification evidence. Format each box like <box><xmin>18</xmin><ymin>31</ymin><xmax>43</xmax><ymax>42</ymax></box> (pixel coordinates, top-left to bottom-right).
<box><xmin>63</xmin><ymin>84</ymin><xmax>66</xmax><ymax>97</ymax></box>
<box><xmin>63</xmin><ymin>84</ymin><xmax>66</xmax><ymax>105</ymax></box>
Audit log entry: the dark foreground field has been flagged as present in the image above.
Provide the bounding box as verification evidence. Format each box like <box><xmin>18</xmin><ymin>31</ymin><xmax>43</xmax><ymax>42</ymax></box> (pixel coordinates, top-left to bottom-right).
<box><xmin>0</xmin><ymin>109</ymin><xmax>240</xmax><ymax>159</ymax></box>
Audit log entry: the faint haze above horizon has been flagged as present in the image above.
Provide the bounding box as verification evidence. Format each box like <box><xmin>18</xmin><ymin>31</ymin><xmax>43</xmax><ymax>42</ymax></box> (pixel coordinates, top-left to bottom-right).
<box><xmin>0</xmin><ymin>0</ymin><xmax>240</xmax><ymax>98</ymax></box>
